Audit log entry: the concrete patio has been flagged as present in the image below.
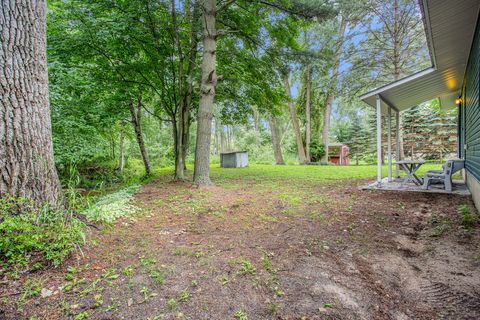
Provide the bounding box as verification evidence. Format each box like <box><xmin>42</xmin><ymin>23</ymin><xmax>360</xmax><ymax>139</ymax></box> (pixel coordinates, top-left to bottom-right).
<box><xmin>363</xmin><ymin>177</ymin><xmax>471</xmax><ymax>196</ymax></box>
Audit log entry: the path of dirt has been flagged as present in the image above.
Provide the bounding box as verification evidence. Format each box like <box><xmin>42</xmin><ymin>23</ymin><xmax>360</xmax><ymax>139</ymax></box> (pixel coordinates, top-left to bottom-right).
<box><xmin>1</xmin><ymin>176</ymin><xmax>479</xmax><ymax>319</ymax></box>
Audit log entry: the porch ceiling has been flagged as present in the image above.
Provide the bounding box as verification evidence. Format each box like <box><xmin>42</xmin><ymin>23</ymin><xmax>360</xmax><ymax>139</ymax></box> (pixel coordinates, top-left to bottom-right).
<box><xmin>360</xmin><ymin>0</ymin><xmax>480</xmax><ymax>114</ymax></box>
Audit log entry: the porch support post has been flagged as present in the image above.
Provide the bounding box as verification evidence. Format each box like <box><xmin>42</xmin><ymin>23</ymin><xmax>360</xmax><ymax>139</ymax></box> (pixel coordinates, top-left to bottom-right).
<box><xmin>376</xmin><ymin>95</ymin><xmax>382</xmax><ymax>186</ymax></box>
<box><xmin>396</xmin><ymin>110</ymin><xmax>400</xmax><ymax>177</ymax></box>
<box><xmin>388</xmin><ymin>106</ymin><xmax>392</xmax><ymax>182</ymax></box>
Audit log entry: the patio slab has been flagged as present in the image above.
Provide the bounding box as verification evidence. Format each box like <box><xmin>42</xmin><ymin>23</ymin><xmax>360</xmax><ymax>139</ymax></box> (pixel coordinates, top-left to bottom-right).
<box><xmin>362</xmin><ymin>177</ymin><xmax>471</xmax><ymax>196</ymax></box>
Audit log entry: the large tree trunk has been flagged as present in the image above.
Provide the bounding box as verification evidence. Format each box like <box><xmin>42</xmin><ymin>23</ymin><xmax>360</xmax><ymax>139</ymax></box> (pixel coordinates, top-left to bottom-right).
<box><xmin>193</xmin><ymin>0</ymin><xmax>217</xmax><ymax>186</ymax></box>
<box><xmin>129</xmin><ymin>91</ymin><xmax>152</xmax><ymax>176</ymax></box>
<box><xmin>284</xmin><ymin>76</ymin><xmax>307</xmax><ymax>164</ymax></box>
<box><xmin>269</xmin><ymin>116</ymin><xmax>285</xmax><ymax>165</ymax></box>
<box><xmin>305</xmin><ymin>65</ymin><xmax>312</xmax><ymax>162</ymax></box>
<box><xmin>321</xmin><ymin>15</ymin><xmax>347</xmax><ymax>165</ymax></box>
<box><xmin>0</xmin><ymin>0</ymin><xmax>63</xmax><ymax>208</ymax></box>
<box><xmin>119</xmin><ymin>122</ymin><xmax>125</xmax><ymax>174</ymax></box>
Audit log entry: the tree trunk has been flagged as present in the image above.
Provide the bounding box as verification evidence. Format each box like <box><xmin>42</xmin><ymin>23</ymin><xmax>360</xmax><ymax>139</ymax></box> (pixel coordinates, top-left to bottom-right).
<box><xmin>172</xmin><ymin>0</ymin><xmax>186</xmax><ymax>180</ymax></box>
<box><xmin>180</xmin><ymin>0</ymin><xmax>200</xmax><ymax>173</ymax></box>
<box><xmin>129</xmin><ymin>91</ymin><xmax>152</xmax><ymax>176</ymax></box>
<box><xmin>269</xmin><ymin>116</ymin><xmax>285</xmax><ymax>165</ymax></box>
<box><xmin>320</xmin><ymin>15</ymin><xmax>347</xmax><ymax>165</ymax></box>
<box><xmin>305</xmin><ymin>64</ymin><xmax>312</xmax><ymax>162</ymax></box>
<box><xmin>119</xmin><ymin>123</ymin><xmax>125</xmax><ymax>174</ymax></box>
<box><xmin>284</xmin><ymin>76</ymin><xmax>307</xmax><ymax>164</ymax></box>
<box><xmin>193</xmin><ymin>0</ymin><xmax>217</xmax><ymax>186</ymax></box>
<box><xmin>393</xmin><ymin>0</ymin><xmax>405</xmax><ymax>160</ymax></box>
<box><xmin>0</xmin><ymin>0</ymin><xmax>63</xmax><ymax>208</ymax></box>
<box><xmin>321</xmin><ymin>96</ymin><xmax>333</xmax><ymax>164</ymax></box>
<box><xmin>253</xmin><ymin>107</ymin><xmax>260</xmax><ymax>133</ymax></box>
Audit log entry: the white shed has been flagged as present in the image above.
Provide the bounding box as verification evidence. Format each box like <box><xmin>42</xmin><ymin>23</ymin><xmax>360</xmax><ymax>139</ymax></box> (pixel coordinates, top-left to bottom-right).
<box><xmin>220</xmin><ymin>151</ymin><xmax>248</xmax><ymax>168</ymax></box>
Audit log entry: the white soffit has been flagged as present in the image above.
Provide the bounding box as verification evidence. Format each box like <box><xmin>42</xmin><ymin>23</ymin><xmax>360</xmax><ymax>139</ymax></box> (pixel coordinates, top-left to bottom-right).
<box><xmin>360</xmin><ymin>0</ymin><xmax>480</xmax><ymax>113</ymax></box>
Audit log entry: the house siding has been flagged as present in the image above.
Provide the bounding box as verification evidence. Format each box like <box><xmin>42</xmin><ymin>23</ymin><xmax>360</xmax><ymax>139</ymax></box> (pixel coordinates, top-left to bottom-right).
<box><xmin>464</xmin><ymin>14</ymin><xmax>480</xmax><ymax>182</ymax></box>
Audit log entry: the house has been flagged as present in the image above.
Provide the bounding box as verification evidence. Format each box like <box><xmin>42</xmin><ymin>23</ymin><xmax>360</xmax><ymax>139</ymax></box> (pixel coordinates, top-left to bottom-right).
<box><xmin>360</xmin><ymin>0</ymin><xmax>480</xmax><ymax>210</ymax></box>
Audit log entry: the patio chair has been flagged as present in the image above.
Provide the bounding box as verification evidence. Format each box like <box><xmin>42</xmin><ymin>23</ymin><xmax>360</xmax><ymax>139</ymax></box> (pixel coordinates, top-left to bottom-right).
<box><xmin>422</xmin><ymin>160</ymin><xmax>465</xmax><ymax>191</ymax></box>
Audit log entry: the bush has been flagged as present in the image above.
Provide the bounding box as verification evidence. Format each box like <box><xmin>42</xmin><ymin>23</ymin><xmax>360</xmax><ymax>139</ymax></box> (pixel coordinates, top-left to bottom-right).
<box><xmin>0</xmin><ymin>197</ymin><xmax>85</xmax><ymax>266</ymax></box>
<box><xmin>309</xmin><ymin>141</ymin><xmax>325</xmax><ymax>163</ymax></box>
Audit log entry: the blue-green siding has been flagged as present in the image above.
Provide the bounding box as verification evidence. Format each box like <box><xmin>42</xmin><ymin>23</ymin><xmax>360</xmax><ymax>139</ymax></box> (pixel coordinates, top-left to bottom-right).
<box><xmin>463</xmin><ymin>13</ymin><xmax>480</xmax><ymax>181</ymax></box>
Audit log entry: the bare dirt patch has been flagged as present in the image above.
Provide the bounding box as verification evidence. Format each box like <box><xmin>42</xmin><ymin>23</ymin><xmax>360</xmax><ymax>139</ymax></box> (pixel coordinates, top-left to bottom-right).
<box><xmin>1</xmin><ymin>174</ymin><xmax>479</xmax><ymax>319</ymax></box>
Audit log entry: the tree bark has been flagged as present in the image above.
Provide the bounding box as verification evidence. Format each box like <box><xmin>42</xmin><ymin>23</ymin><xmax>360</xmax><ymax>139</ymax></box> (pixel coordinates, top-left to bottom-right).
<box><xmin>269</xmin><ymin>116</ymin><xmax>285</xmax><ymax>165</ymax></box>
<box><xmin>393</xmin><ymin>0</ymin><xmax>405</xmax><ymax>160</ymax></box>
<box><xmin>181</xmin><ymin>0</ymin><xmax>200</xmax><ymax>173</ymax></box>
<box><xmin>305</xmin><ymin>64</ymin><xmax>312</xmax><ymax>162</ymax></box>
<box><xmin>129</xmin><ymin>91</ymin><xmax>152</xmax><ymax>176</ymax></box>
<box><xmin>173</xmin><ymin>0</ymin><xmax>186</xmax><ymax>180</ymax></box>
<box><xmin>0</xmin><ymin>0</ymin><xmax>63</xmax><ymax>208</ymax></box>
<box><xmin>193</xmin><ymin>0</ymin><xmax>217</xmax><ymax>186</ymax></box>
<box><xmin>284</xmin><ymin>76</ymin><xmax>307</xmax><ymax>164</ymax></box>
<box><xmin>321</xmin><ymin>15</ymin><xmax>347</xmax><ymax>165</ymax></box>
<box><xmin>119</xmin><ymin>123</ymin><xmax>125</xmax><ymax>174</ymax></box>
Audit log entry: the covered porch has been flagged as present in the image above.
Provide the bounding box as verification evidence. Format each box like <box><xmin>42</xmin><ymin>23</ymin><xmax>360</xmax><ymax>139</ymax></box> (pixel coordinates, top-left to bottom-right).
<box><xmin>359</xmin><ymin>0</ymin><xmax>479</xmax><ymax>195</ymax></box>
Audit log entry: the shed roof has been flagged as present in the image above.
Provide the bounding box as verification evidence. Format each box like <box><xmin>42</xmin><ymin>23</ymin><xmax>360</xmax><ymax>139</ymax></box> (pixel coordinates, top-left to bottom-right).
<box><xmin>360</xmin><ymin>0</ymin><xmax>480</xmax><ymax>114</ymax></box>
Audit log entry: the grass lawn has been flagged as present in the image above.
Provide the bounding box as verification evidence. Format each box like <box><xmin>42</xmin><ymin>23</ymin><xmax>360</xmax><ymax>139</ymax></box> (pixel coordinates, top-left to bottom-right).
<box><xmin>1</xmin><ymin>164</ymin><xmax>478</xmax><ymax>320</ymax></box>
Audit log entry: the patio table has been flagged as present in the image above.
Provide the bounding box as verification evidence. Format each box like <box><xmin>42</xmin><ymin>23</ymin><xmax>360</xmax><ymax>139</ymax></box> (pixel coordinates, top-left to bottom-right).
<box><xmin>397</xmin><ymin>160</ymin><xmax>425</xmax><ymax>185</ymax></box>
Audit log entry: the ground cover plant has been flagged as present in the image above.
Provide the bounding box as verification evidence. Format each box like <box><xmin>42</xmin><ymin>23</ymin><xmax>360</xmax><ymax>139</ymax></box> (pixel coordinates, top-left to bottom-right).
<box><xmin>0</xmin><ymin>165</ymin><xmax>478</xmax><ymax>319</ymax></box>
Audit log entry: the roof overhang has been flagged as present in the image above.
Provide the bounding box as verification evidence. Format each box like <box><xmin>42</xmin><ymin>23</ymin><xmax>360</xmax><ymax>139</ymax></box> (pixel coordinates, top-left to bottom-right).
<box><xmin>360</xmin><ymin>0</ymin><xmax>480</xmax><ymax>114</ymax></box>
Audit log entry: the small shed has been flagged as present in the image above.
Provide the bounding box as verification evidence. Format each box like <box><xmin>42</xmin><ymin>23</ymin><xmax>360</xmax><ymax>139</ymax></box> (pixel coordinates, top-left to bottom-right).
<box><xmin>328</xmin><ymin>143</ymin><xmax>350</xmax><ymax>165</ymax></box>
<box><xmin>220</xmin><ymin>151</ymin><xmax>248</xmax><ymax>168</ymax></box>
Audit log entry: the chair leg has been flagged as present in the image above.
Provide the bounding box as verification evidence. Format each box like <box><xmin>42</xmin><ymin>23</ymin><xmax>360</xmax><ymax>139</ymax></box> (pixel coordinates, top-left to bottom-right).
<box><xmin>445</xmin><ymin>178</ymin><xmax>452</xmax><ymax>192</ymax></box>
<box><xmin>422</xmin><ymin>177</ymin><xmax>430</xmax><ymax>190</ymax></box>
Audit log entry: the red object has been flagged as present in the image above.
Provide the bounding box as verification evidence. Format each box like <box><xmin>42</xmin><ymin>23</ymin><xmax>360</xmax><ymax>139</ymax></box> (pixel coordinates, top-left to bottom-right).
<box><xmin>328</xmin><ymin>144</ymin><xmax>350</xmax><ymax>165</ymax></box>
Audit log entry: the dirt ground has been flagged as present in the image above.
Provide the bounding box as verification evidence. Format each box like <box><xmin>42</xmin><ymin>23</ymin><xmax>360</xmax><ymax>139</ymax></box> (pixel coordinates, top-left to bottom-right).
<box><xmin>1</xmin><ymin>173</ymin><xmax>480</xmax><ymax>320</ymax></box>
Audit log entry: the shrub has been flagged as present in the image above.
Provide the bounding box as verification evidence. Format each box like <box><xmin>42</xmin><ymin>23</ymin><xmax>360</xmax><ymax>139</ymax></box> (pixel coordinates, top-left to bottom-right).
<box><xmin>310</xmin><ymin>141</ymin><xmax>326</xmax><ymax>163</ymax></box>
<box><xmin>0</xmin><ymin>196</ymin><xmax>85</xmax><ymax>266</ymax></box>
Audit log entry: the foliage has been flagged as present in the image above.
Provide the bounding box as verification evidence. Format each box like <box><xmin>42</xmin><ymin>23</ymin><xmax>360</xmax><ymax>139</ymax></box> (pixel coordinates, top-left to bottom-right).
<box><xmin>309</xmin><ymin>141</ymin><xmax>326</xmax><ymax>163</ymax></box>
<box><xmin>82</xmin><ymin>185</ymin><xmax>141</xmax><ymax>223</ymax></box>
<box><xmin>458</xmin><ymin>205</ymin><xmax>478</xmax><ymax>230</ymax></box>
<box><xmin>0</xmin><ymin>197</ymin><xmax>85</xmax><ymax>266</ymax></box>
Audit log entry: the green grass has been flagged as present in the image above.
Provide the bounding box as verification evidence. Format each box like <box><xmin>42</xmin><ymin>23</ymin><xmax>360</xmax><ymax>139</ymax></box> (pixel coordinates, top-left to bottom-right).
<box><xmin>209</xmin><ymin>163</ymin><xmax>441</xmax><ymax>185</ymax></box>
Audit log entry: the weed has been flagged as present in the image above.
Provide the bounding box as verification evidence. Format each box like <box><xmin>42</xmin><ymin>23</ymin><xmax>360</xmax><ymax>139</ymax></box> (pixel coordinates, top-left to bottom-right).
<box><xmin>428</xmin><ymin>214</ymin><xmax>453</xmax><ymax>237</ymax></box>
<box><xmin>150</xmin><ymin>269</ymin><xmax>165</xmax><ymax>286</ymax></box>
<box><xmin>105</xmin><ymin>303</ymin><xmax>119</xmax><ymax>312</ymax></box>
<box><xmin>269</xmin><ymin>302</ymin><xmax>280</xmax><ymax>315</ymax></box>
<box><xmin>94</xmin><ymin>294</ymin><xmax>103</xmax><ymax>308</ymax></box>
<box><xmin>74</xmin><ymin>311</ymin><xmax>90</xmax><ymax>320</ymax></box>
<box><xmin>21</xmin><ymin>278</ymin><xmax>43</xmax><ymax>299</ymax></box>
<box><xmin>220</xmin><ymin>275</ymin><xmax>229</xmax><ymax>285</ymax></box>
<box><xmin>140</xmin><ymin>287</ymin><xmax>149</xmax><ymax>302</ymax></box>
<box><xmin>191</xmin><ymin>279</ymin><xmax>198</xmax><ymax>287</ymax></box>
<box><xmin>238</xmin><ymin>258</ymin><xmax>256</xmax><ymax>275</ymax></box>
<box><xmin>139</xmin><ymin>256</ymin><xmax>157</xmax><ymax>267</ymax></box>
<box><xmin>102</xmin><ymin>268</ymin><xmax>119</xmax><ymax>280</ymax></box>
<box><xmin>458</xmin><ymin>205</ymin><xmax>478</xmax><ymax>230</ymax></box>
<box><xmin>272</xmin><ymin>286</ymin><xmax>285</xmax><ymax>297</ymax></box>
<box><xmin>167</xmin><ymin>297</ymin><xmax>178</xmax><ymax>310</ymax></box>
<box><xmin>179</xmin><ymin>288</ymin><xmax>190</xmax><ymax>302</ymax></box>
<box><xmin>261</xmin><ymin>251</ymin><xmax>275</xmax><ymax>273</ymax></box>
<box><xmin>122</xmin><ymin>265</ymin><xmax>134</xmax><ymax>277</ymax></box>
<box><xmin>234</xmin><ymin>309</ymin><xmax>248</xmax><ymax>320</ymax></box>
